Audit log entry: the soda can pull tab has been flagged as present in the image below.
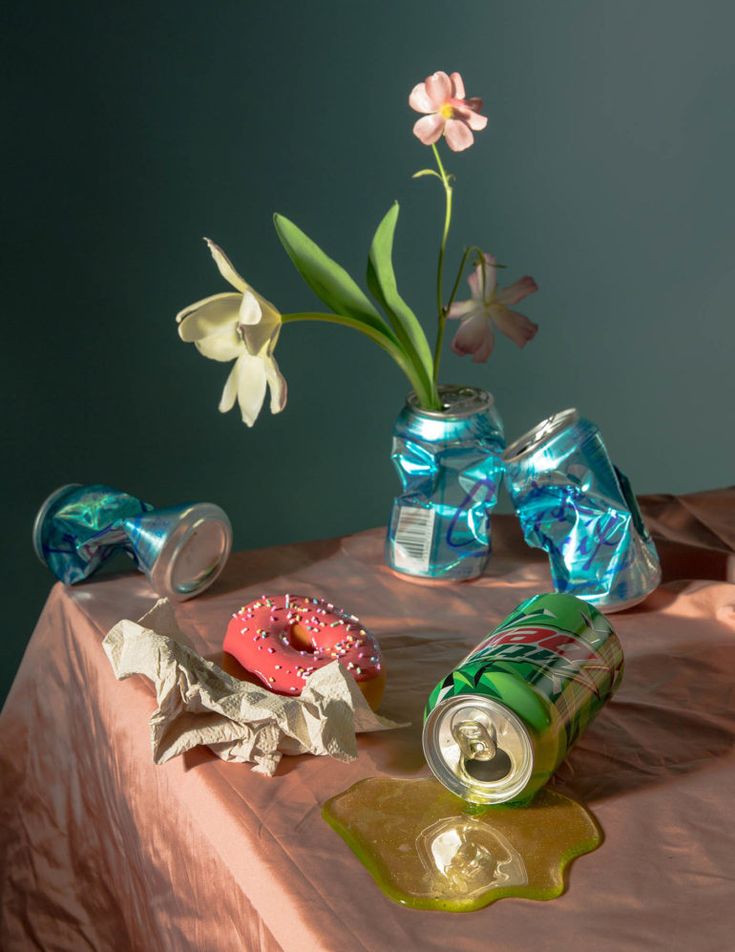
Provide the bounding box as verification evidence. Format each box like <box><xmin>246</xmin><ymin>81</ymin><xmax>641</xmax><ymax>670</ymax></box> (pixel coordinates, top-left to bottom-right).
<box><xmin>451</xmin><ymin>720</ymin><xmax>497</xmax><ymax>762</ymax></box>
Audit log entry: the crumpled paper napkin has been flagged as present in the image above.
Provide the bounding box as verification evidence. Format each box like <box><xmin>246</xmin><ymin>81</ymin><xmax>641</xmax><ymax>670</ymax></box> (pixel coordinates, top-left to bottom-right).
<box><xmin>102</xmin><ymin>599</ymin><xmax>406</xmax><ymax>776</ymax></box>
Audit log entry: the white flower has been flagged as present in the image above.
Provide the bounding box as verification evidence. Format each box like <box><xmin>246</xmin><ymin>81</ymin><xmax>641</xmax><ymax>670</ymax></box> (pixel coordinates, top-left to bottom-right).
<box><xmin>176</xmin><ymin>239</ymin><xmax>287</xmax><ymax>427</ymax></box>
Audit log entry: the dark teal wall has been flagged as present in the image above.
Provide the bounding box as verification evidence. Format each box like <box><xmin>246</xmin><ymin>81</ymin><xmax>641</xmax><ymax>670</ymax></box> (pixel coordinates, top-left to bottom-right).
<box><xmin>3</xmin><ymin>1</ymin><xmax>734</xmax><ymax>700</ymax></box>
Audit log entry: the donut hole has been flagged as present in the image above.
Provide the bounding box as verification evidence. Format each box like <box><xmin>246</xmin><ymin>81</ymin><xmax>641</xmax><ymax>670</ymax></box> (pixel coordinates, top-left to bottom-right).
<box><xmin>288</xmin><ymin>622</ymin><xmax>316</xmax><ymax>652</ymax></box>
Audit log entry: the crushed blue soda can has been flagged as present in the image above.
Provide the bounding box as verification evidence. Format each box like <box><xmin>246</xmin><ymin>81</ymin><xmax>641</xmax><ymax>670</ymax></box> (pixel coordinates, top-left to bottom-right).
<box><xmin>503</xmin><ymin>409</ymin><xmax>661</xmax><ymax>611</ymax></box>
<box><xmin>33</xmin><ymin>483</ymin><xmax>232</xmax><ymax>600</ymax></box>
<box><xmin>386</xmin><ymin>386</ymin><xmax>505</xmax><ymax>581</ymax></box>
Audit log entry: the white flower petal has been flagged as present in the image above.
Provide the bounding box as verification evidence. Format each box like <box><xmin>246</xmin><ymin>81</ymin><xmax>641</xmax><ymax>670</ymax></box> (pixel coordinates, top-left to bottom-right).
<box><xmin>241</xmin><ymin>300</ymin><xmax>282</xmax><ymax>355</ymax></box>
<box><xmin>205</xmin><ymin>238</ymin><xmax>249</xmax><ymax>293</ymax></box>
<box><xmin>264</xmin><ymin>355</ymin><xmax>288</xmax><ymax>414</ymax></box>
<box><xmin>195</xmin><ymin>327</ymin><xmax>243</xmax><ymax>362</ymax></box>
<box><xmin>239</xmin><ymin>288</ymin><xmax>262</xmax><ymax>326</ymax></box>
<box><xmin>177</xmin><ymin>293</ymin><xmax>242</xmax><ymax>341</ymax></box>
<box><xmin>236</xmin><ymin>352</ymin><xmax>268</xmax><ymax>427</ymax></box>
<box><xmin>218</xmin><ymin>360</ymin><xmax>240</xmax><ymax>413</ymax></box>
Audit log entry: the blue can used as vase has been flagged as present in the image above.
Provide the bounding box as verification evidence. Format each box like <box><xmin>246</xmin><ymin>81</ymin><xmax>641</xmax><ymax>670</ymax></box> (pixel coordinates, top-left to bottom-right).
<box><xmin>503</xmin><ymin>409</ymin><xmax>661</xmax><ymax>611</ymax></box>
<box><xmin>386</xmin><ymin>386</ymin><xmax>505</xmax><ymax>581</ymax></box>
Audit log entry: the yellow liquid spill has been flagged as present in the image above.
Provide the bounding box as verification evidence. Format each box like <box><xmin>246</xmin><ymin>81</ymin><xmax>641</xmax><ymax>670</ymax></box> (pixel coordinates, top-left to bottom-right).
<box><xmin>323</xmin><ymin>778</ymin><xmax>601</xmax><ymax>912</ymax></box>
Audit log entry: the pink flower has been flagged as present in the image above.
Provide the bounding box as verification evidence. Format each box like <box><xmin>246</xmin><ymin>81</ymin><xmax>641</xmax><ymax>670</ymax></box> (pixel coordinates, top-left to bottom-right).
<box><xmin>409</xmin><ymin>71</ymin><xmax>488</xmax><ymax>152</ymax></box>
<box><xmin>448</xmin><ymin>254</ymin><xmax>538</xmax><ymax>362</ymax></box>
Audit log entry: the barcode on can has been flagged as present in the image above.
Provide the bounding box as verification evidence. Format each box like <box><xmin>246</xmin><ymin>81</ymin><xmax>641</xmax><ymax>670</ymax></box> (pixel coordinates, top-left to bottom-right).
<box><xmin>393</xmin><ymin>506</ymin><xmax>435</xmax><ymax>572</ymax></box>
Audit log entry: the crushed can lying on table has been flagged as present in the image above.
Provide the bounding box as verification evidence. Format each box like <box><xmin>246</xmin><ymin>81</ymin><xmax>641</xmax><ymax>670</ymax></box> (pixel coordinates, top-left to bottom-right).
<box><xmin>423</xmin><ymin>593</ymin><xmax>624</xmax><ymax>805</ymax></box>
<box><xmin>503</xmin><ymin>409</ymin><xmax>661</xmax><ymax>612</ymax></box>
<box><xmin>386</xmin><ymin>386</ymin><xmax>505</xmax><ymax>582</ymax></box>
<box><xmin>33</xmin><ymin>483</ymin><xmax>232</xmax><ymax>600</ymax></box>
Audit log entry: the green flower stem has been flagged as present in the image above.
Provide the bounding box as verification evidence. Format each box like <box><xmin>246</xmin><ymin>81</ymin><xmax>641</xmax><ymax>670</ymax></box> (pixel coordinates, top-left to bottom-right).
<box><xmin>281</xmin><ymin>311</ymin><xmax>438</xmax><ymax>408</ymax></box>
<box><xmin>445</xmin><ymin>247</ymin><xmax>473</xmax><ymax>316</ymax></box>
<box><xmin>431</xmin><ymin>142</ymin><xmax>453</xmax><ymax>385</ymax></box>
<box><xmin>445</xmin><ymin>244</ymin><xmax>486</xmax><ymax>314</ymax></box>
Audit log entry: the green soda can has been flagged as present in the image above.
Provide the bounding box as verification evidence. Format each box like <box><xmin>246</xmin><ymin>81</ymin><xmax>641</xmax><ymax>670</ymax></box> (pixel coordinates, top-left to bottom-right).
<box><xmin>423</xmin><ymin>593</ymin><xmax>624</xmax><ymax>805</ymax></box>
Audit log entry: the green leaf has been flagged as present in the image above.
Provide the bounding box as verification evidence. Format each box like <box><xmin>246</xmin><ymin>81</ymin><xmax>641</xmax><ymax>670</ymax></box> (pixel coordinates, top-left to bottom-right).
<box><xmin>273</xmin><ymin>214</ymin><xmax>393</xmax><ymax>338</ymax></box>
<box><xmin>412</xmin><ymin>169</ymin><xmax>443</xmax><ymax>181</ymax></box>
<box><xmin>281</xmin><ymin>311</ymin><xmax>435</xmax><ymax>408</ymax></box>
<box><xmin>367</xmin><ymin>203</ymin><xmax>435</xmax><ymax>383</ymax></box>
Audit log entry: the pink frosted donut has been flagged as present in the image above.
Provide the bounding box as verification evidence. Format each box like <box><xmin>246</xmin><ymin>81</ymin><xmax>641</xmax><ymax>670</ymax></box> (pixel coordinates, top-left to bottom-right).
<box><xmin>223</xmin><ymin>594</ymin><xmax>385</xmax><ymax>708</ymax></box>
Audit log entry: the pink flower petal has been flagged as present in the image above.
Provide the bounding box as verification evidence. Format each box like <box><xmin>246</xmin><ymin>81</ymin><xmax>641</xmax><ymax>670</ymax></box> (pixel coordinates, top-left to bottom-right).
<box><xmin>425</xmin><ymin>71</ymin><xmax>453</xmax><ymax>108</ymax></box>
<box><xmin>491</xmin><ymin>306</ymin><xmax>539</xmax><ymax>347</ymax></box>
<box><xmin>452</xmin><ymin>102</ymin><xmax>488</xmax><ymax>131</ymax></box>
<box><xmin>465</xmin><ymin>97</ymin><xmax>484</xmax><ymax>114</ymax></box>
<box><xmin>467</xmin><ymin>270</ymin><xmax>480</xmax><ymax>299</ymax></box>
<box><xmin>450</xmin><ymin>71</ymin><xmax>465</xmax><ymax>99</ymax></box>
<box><xmin>496</xmin><ymin>276</ymin><xmax>539</xmax><ymax>307</ymax></box>
<box><xmin>413</xmin><ymin>113</ymin><xmax>445</xmax><ymax>145</ymax></box>
<box><xmin>446</xmin><ymin>299</ymin><xmax>477</xmax><ymax>320</ymax></box>
<box><xmin>468</xmin><ymin>254</ymin><xmax>497</xmax><ymax>302</ymax></box>
<box><xmin>408</xmin><ymin>82</ymin><xmax>435</xmax><ymax>114</ymax></box>
<box><xmin>472</xmin><ymin>329</ymin><xmax>495</xmax><ymax>363</ymax></box>
<box><xmin>443</xmin><ymin>118</ymin><xmax>474</xmax><ymax>152</ymax></box>
<box><xmin>465</xmin><ymin>110</ymin><xmax>488</xmax><ymax>131</ymax></box>
<box><xmin>451</xmin><ymin>312</ymin><xmax>495</xmax><ymax>361</ymax></box>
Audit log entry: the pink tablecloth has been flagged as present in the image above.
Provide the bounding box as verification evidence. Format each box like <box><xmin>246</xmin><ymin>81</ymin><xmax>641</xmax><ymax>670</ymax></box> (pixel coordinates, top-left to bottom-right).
<box><xmin>2</xmin><ymin>491</ymin><xmax>735</xmax><ymax>951</ymax></box>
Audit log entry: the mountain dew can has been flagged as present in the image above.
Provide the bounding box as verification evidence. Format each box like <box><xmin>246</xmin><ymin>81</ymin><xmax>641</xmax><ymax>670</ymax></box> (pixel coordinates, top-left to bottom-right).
<box><xmin>423</xmin><ymin>593</ymin><xmax>624</xmax><ymax>804</ymax></box>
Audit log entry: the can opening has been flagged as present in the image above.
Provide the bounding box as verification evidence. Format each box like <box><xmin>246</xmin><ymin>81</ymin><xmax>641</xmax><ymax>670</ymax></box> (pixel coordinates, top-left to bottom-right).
<box><xmin>423</xmin><ymin>694</ymin><xmax>535</xmax><ymax>804</ymax></box>
<box><xmin>503</xmin><ymin>408</ymin><xmax>579</xmax><ymax>463</ymax></box>
<box><xmin>451</xmin><ymin>718</ymin><xmax>514</xmax><ymax>785</ymax></box>
<box><xmin>463</xmin><ymin>749</ymin><xmax>513</xmax><ymax>783</ymax></box>
<box><xmin>170</xmin><ymin>521</ymin><xmax>228</xmax><ymax>594</ymax></box>
<box><xmin>407</xmin><ymin>385</ymin><xmax>492</xmax><ymax>419</ymax></box>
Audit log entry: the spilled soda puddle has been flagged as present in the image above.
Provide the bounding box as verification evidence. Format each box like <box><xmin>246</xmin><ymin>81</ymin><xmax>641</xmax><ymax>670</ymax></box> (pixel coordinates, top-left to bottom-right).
<box><xmin>323</xmin><ymin>777</ymin><xmax>600</xmax><ymax>912</ymax></box>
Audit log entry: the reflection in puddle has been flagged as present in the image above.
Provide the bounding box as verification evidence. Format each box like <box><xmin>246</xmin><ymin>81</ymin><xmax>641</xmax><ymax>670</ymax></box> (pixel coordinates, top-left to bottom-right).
<box><xmin>417</xmin><ymin>817</ymin><xmax>528</xmax><ymax>898</ymax></box>
<box><xmin>323</xmin><ymin>777</ymin><xmax>601</xmax><ymax>911</ymax></box>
